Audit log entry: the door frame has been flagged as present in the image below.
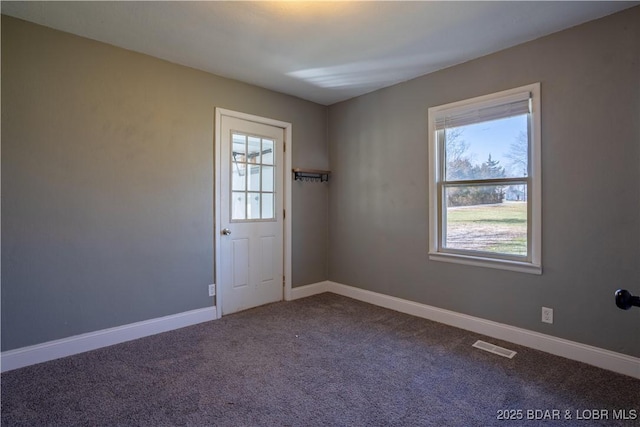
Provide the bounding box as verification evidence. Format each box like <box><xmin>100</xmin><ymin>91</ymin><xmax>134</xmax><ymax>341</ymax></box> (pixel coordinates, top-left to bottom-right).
<box><xmin>214</xmin><ymin>108</ymin><xmax>292</xmax><ymax>319</ymax></box>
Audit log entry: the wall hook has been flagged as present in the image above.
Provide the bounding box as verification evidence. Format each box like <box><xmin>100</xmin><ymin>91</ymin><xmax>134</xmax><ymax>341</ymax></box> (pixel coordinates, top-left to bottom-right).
<box><xmin>292</xmin><ymin>168</ymin><xmax>331</xmax><ymax>183</ymax></box>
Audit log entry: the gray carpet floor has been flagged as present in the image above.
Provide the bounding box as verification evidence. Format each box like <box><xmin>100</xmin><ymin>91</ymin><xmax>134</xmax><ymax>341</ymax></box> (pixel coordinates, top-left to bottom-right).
<box><xmin>1</xmin><ymin>293</ymin><xmax>639</xmax><ymax>426</ymax></box>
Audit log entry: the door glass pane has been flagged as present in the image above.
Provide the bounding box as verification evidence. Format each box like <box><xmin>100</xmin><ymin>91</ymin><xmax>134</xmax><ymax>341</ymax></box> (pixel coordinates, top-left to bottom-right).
<box><xmin>262</xmin><ymin>139</ymin><xmax>274</xmax><ymax>165</ymax></box>
<box><xmin>248</xmin><ymin>165</ymin><xmax>261</xmax><ymax>191</ymax></box>
<box><xmin>232</xmin><ymin>192</ymin><xmax>246</xmax><ymax>220</ymax></box>
<box><xmin>232</xmin><ymin>160</ymin><xmax>246</xmax><ymax>191</ymax></box>
<box><xmin>262</xmin><ymin>166</ymin><xmax>274</xmax><ymax>192</ymax></box>
<box><xmin>247</xmin><ymin>192</ymin><xmax>260</xmax><ymax>219</ymax></box>
<box><xmin>444</xmin><ymin>184</ymin><xmax>527</xmax><ymax>256</ymax></box>
<box><xmin>445</xmin><ymin>115</ymin><xmax>528</xmax><ymax>181</ymax></box>
<box><xmin>262</xmin><ymin>193</ymin><xmax>274</xmax><ymax>219</ymax></box>
<box><xmin>248</xmin><ymin>136</ymin><xmax>261</xmax><ymax>165</ymax></box>
<box><xmin>232</xmin><ymin>134</ymin><xmax>246</xmax><ymax>161</ymax></box>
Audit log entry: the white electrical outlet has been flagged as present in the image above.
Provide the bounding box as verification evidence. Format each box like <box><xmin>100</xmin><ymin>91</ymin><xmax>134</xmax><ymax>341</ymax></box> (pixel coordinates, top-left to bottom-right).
<box><xmin>542</xmin><ymin>307</ymin><xmax>553</xmax><ymax>324</ymax></box>
<box><xmin>208</xmin><ymin>284</ymin><xmax>216</xmax><ymax>297</ymax></box>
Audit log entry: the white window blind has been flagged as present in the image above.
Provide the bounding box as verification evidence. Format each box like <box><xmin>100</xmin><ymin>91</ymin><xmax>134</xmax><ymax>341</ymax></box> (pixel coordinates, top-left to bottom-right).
<box><xmin>434</xmin><ymin>91</ymin><xmax>531</xmax><ymax>130</ymax></box>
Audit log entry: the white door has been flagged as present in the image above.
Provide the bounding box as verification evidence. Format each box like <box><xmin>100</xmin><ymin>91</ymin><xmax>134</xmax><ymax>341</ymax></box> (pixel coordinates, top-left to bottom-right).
<box><xmin>219</xmin><ymin>114</ymin><xmax>284</xmax><ymax>315</ymax></box>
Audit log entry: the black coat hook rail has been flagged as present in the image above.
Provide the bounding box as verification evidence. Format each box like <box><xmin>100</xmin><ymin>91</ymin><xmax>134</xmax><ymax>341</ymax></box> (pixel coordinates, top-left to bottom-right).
<box><xmin>615</xmin><ymin>289</ymin><xmax>640</xmax><ymax>310</ymax></box>
<box><xmin>292</xmin><ymin>168</ymin><xmax>331</xmax><ymax>183</ymax></box>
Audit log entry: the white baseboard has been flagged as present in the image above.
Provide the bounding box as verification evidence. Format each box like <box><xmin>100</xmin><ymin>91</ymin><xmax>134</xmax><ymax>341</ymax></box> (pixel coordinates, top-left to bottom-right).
<box><xmin>289</xmin><ymin>281</ymin><xmax>330</xmax><ymax>300</ymax></box>
<box><xmin>1</xmin><ymin>306</ymin><xmax>217</xmax><ymax>373</ymax></box>
<box><xmin>299</xmin><ymin>281</ymin><xmax>639</xmax><ymax>379</ymax></box>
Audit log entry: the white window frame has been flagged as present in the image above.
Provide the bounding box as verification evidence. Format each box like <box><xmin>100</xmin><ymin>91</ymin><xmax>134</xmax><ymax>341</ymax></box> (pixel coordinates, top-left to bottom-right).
<box><xmin>428</xmin><ymin>83</ymin><xmax>542</xmax><ymax>275</ymax></box>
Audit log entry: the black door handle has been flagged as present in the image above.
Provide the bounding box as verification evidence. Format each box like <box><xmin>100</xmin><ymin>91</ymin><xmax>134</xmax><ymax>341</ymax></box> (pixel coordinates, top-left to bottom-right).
<box><xmin>615</xmin><ymin>289</ymin><xmax>640</xmax><ymax>310</ymax></box>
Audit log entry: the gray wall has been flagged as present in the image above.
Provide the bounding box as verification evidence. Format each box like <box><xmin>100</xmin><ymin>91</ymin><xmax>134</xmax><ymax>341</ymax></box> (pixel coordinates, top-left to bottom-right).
<box><xmin>328</xmin><ymin>7</ymin><xmax>640</xmax><ymax>357</ymax></box>
<box><xmin>1</xmin><ymin>16</ymin><xmax>328</xmax><ymax>351</ymax></box>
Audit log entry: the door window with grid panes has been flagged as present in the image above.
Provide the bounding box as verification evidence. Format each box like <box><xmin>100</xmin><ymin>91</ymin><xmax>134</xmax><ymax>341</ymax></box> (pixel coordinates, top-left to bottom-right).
<box><xmin>231</xmin><ymin>133</ymin><xmax>276</xmax><ymax>221</ymax></box>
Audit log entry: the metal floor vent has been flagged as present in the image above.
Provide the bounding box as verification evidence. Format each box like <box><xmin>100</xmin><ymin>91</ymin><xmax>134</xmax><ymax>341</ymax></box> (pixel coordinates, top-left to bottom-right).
<box><xmin>472</xmin><ymin>340</ymin><xmax>517</xmax><ymax>359</ymax></box>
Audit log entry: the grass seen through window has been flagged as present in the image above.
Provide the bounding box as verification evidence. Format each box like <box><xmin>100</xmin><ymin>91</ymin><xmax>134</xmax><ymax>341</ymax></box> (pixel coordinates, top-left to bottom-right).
<box><xmin>445</xmin><ymin>201</ymin><xmax>527</xmax><ymax>256</ymax></box>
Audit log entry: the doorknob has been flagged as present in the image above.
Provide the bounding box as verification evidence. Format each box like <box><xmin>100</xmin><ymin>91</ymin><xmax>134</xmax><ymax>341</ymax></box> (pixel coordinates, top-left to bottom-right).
<box><xmin>222</xmin><ymin>228</ymin><xmax>232</xmax><ymax>236</ymax></box>
<box><xmin>615</xmin><ymin>289</ymin><xmax>640</xmax><ymax>310</ymax></box>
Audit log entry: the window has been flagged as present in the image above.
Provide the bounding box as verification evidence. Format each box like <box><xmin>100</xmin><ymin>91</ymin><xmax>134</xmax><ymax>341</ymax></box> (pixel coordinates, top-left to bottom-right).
<box><xmin>428</xmin><ymin>83</ymin><xmax>541</xmax><ymax>274</ymax></box>
<box><xmin>231</xmin><ymin>132</ymin><xmax>276</xmax><ymax>221</ymax></box>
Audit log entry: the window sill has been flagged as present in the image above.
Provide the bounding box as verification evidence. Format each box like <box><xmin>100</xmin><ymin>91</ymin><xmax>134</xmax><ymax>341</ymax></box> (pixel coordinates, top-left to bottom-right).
<box><xmin>429</xmin><ymin>252</ymin><xmax>542</xmax><ymax>275</ymax></box>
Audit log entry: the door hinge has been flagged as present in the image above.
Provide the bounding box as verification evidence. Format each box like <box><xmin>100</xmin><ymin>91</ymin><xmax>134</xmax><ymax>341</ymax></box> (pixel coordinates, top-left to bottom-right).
<box><xmin>284</xmin><ymin>142</ymin><xmax>286</xmax><ymax>152</ymax></box>
<box><xmin>282</xmin><ymin>276</ymin><xmax>286</xmax><ymax>287</ymax></box>
<box><xmin>283</xmin><ymin>209</ymin><xmax>286</xmax><ymax>219</ymax></box>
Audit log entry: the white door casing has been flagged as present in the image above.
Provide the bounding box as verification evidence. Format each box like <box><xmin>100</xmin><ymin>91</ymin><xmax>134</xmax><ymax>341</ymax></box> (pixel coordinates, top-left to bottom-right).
<box><xmin>214</xmin><ymin>109</ymin><xmax>292</xmax><ymax>317</ymax></box>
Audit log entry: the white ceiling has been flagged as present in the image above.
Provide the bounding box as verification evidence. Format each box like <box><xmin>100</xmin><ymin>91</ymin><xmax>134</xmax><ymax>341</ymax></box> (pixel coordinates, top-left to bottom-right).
<box><xmin>2</xmin><ymin>1</ymin><xmax>638</xmax><ymax>105</ymax></box>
